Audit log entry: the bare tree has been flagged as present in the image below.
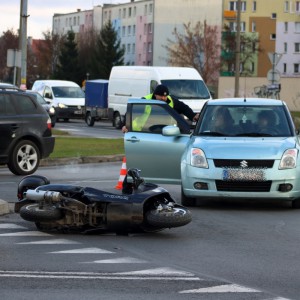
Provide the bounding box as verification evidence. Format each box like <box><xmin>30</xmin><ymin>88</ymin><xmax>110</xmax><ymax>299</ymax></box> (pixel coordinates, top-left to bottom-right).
<box><xmin>0</xmin><ymin>29</ymin><xmax>19</xmax><ymax>82</ymax></box>
<box><xmin>164</xmin><ymin>21</ymin><xmax>221</xmax><ymax>86</ymax></box>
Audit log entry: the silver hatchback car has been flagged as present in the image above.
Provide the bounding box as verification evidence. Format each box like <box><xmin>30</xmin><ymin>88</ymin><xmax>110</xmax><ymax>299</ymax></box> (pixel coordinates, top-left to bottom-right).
<box><xmin>124</xmin><ymin>98</ymin><xmax>300</xmax><ymax>207</ymax></box>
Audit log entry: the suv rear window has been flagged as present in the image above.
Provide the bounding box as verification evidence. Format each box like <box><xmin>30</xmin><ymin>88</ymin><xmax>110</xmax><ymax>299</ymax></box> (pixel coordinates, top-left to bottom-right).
<box><xmin>0</xmin><ymin>94</ymin><xmax>17</xmax><ymax>115</ymax></box>
<box><xmin>13</xmin><ymin>94</ymin><xmax>38</xmax><ymax>114</ymax></box>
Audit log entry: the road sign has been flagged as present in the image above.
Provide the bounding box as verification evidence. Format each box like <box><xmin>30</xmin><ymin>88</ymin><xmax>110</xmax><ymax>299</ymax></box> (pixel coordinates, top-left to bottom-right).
<box><xmin>7</xmin><ymin>49</ymin><xmax>21</xmax><ymax>68</ymax></box>
<box><xmin>267</xmin><ymin>69</ymin><xmax>280</xmax><ymax>83</ymax></box>
<box><xmin>268</xmin><ymin>52</ymin><xmax>282</xmax><ymax>66</ymax></box>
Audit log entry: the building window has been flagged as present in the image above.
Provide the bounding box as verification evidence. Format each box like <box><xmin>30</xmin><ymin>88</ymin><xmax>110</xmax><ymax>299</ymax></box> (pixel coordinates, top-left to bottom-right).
<box><xmin>134</xmin><ymin>6</ymin><xmax>136</xmax><ymax>17</ymax></box>
<box><xmin>283</xmin><ymin>63</ymin><xmax>287</xmax><ymax>73</ymax></box>
<box><xmin>122</xmin><ymin>26</ymin><xmax>125</xmax><ymax>37</ymax></box>
<box><xmin>118</xmin><ymin>9</ymin><xmax>121</xmax><ymax>19</ymax></box>
<box><xmin>251</xmin><ymin>62</ymin><xmax>255</xmax><ymax>73</ymax></box>
<box><xmin>284</xmin><ymin>22</ymin><xmax>288</xmax><ymax>32</ymax></box>
<box><xmin>229</xmin><ymin>1</ymin><xmax>246</xmax><ymax>11</ymax></box>
<box><xmin>128</xmin><ymin>25</ymin><xmax>131</xmax><ymax>36</ymax></box>
<box><xmin>127</xmin><ymin>44</ymin><xmax>131</xmax><ymax>54</ymax></box>
<box><xmin>148</xmin><ymin>42</ymin><xmax>152</xmax><ymax>53</ymax></box>
<box><xmin>133</xmin><ymin>25</ymin><xmax>136</xmax><ymax>35</ymax></box>
<box><xmin>295</xmin><ymin>22</ymin><xmax>300</xmax><ymax>33</ymax></box>
<box><xmin>123</xmin><ymin>8</ymin><xmax>126</xmax><ymax>18</ymax></box>
<box><xmin>270</xmin><ymin>33</ymin><xmax>276</xmax><ymax>40</ymax></box>
<box><xmin>129</xmin><ymin>7</ymin><xmax>132</xmax><ymax>17</ymax></box>
<box><xmin>251</xmin><ymin>21</ymin><xmax>256</xmax><ymax>32</ymax></box>
<box><xmin>295</xmin><ymin>43</ymin><xmax>300</xmax><ymax>53</ymax></box>
<box><xmin>149</xmin><ymin>4</ymin><xmax>153</xmax><ymax>14</ymax></box>
<box><xmin>132</xmin><ymin>43</ymin><xmax>135</xmax><ymax>54</ymax></box>
<box><xmin>144</xmin><ymin>5</ymin><xmax>147</xmax><ymax>15</ymax></box>
<box><xmin>284</xmin><ymin>1</ymin><xmax>289</xmax><ymax>12</ymax></box>
<box><xmin>294</xmin><ymin>64</ymin><xmax>299</xmax><ymax>73</ymax></box>
<box><xmin>144</xmin><ymin>24</ymin><xmax>147</xmax><ymax>34</ymax></box>
<box><xmin>271</xmin><ymin>13</ymin><xmax>277</xmax><ymax>19</ymax></box>
<box><xmin>296</xmin><ymin>1</ymin><xmax>300</xmax><ymax>12</ymax></box>
<box><xmin>252</xmin><ymin>1</ymin><xmax>256</xmax><ymax>12</ymax></box>
<box><xmin>284</xmin><ymin>42</ymin><xmax>288</xmax><ymax>53</ymax></box>
<box><xmin>148</xmin><ymin>23</ymin><xmax>152</xmax><ymax>33</ymax></box>
<box><xmin>143</xmin><ymin>42</ymin><xmax>146</xmax><ymax>53</ymax></box>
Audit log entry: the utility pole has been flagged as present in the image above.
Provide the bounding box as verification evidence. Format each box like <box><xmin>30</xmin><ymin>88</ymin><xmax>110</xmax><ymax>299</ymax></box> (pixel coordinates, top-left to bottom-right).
<box><xmin>18</xmin><ymin>0</ymin><xmax>29</xmax><ymax>89</ymax></box>
<box><xmin>234</xmin><ymin>0</ymin><xmax>241</xmax><ymax>97</ymax></box>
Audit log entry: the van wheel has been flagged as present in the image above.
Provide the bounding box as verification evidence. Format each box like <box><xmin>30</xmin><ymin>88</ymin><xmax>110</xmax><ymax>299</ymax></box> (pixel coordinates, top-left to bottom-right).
<box><xmin>113</xmin><ymin>113</ymin><xmax>122</xmax><ymax>129</ymax></box>
<box><xmin>85</xmin><ymin>113</ymin><xmax>95</xmax><ymax>126</ymax></box>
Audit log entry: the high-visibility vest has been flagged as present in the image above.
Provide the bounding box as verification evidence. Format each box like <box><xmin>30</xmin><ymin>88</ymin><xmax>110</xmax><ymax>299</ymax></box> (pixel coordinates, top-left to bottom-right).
<box><xmin>132</xmin><ymin>94</ymin><xmax>174</xmax><ymax>131</ymax></box>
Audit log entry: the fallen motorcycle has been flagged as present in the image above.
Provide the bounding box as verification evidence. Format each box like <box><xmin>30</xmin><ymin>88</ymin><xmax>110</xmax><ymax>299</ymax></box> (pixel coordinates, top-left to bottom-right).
<box><xmin>14</xmin><ymin>168</ymin><xmax>192</xmax><ymax>234</ymax></box>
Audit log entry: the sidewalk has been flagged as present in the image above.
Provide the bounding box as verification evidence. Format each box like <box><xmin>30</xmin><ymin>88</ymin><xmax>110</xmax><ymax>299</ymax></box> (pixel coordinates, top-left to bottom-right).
<box><xmin>0</xmin><ymin>155</ymin><xmax>124</xmax><ymax>216</ymax></box>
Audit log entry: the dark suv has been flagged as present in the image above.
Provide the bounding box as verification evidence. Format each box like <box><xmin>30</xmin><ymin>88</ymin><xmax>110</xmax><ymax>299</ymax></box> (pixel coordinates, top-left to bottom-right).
<box><xmin>0</xmin><ymin>85</ymin><xmax>55</xmax><ymax>175</ymax></box>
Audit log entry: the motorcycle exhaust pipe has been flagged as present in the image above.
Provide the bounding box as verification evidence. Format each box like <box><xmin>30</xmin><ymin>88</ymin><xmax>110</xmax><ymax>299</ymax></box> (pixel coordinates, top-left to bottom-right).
<box><xmin>25</xmin><ymin>189</ymin><xmax>62</xmax><ymax>202</ymax></box>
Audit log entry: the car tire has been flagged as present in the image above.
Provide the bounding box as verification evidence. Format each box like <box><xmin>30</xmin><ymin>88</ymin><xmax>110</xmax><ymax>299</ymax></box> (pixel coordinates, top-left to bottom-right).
<box><xmin>113</xmin><ymin>113</ymin><xmax>122</xmax><ymax>129</ymax></box>
<box><xmin>181</xmin><ymin>187</ymin><xmax>196</xmax><ymax>207</ymax></box>
<box><xmin>85</xmin><ymin>113</ymin><xmax>95</xmax><ymax>127</ymax></box>
<box><xmin>292</xmin><ymin>200</ymin><xmax>300</xmax><ymax>209</ymax></box>
<box><xmin>8</xmin><ymin>140</ymin><xmax>40</xmax><ymax>175</ymax></box>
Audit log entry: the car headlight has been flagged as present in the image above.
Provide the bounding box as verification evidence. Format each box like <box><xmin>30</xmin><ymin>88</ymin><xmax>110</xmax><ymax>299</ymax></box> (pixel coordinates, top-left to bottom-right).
<box><xmin>190</xmin><ymin>148</ymin><xmax>208</xmax><ymax>168</ymax></box>
<box><xmin>279</xmin><ymin>149</ymin><xmax>298</xmax><ymax>169</ymax></box>
<box><xmin>58</xmin><ymin>103</ymin><xmax>68</xmax><ymax>108</ymax></box>
<box><xmin>49</xmin><ymin>107</ymin><xmax>55</xmax><ymax>114</ymax></box>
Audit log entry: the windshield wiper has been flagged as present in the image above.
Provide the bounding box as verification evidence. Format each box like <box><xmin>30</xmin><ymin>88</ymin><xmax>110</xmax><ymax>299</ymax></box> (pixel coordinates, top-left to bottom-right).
<box><xmin>236</xmin><ymin>132</ymin><xmax>273</xmax><ymax>137</ymax></box>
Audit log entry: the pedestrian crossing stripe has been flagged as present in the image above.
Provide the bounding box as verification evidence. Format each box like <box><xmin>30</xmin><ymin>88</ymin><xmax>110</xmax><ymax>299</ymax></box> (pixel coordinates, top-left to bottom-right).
<box><xmin>17</xmin><ymin>239</ymin><xmax>80</xmax><ymax>244</ymax></box>
<box><xmin>0</xmin><ymin>223</ymin><xmax>27</xmax><ymax>229</ymax></box>
<box><xmin>83</xmin><ymin>257</ymin><xmax>147</xmax><ymax>264</ymax></box>
<box><xmin>49</xmin><ymin>247</ymin><xmax>114</xmax><ymax>254</ymax></box>
<box><xmin>179</xmin><ymin>284</ymin><xmax>260</xmax><ymax>293</ymax></box>
<box><xmin>114</xmin><ymin>267</ymin><xmax>195</xmax><ymax>277</ymax></box>
<box><xmin>0</xmin><ymin>231</ymin><xmax>51</xmax><ymax>236</ymax></box>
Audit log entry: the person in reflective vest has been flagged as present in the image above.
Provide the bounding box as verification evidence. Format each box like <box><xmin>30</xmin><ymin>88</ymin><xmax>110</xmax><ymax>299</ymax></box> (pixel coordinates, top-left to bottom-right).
<box><xmin>122</xmin><ymin>84</ymin><xmax>199</xmax><ymax>132</ymax></box>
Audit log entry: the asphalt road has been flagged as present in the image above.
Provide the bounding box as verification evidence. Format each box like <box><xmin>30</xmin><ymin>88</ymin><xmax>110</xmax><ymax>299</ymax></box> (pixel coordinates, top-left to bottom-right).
<box><xmin>1</xmin><ymin>162</ymin><xmax>300</xmax><ymax>300</ymax></box>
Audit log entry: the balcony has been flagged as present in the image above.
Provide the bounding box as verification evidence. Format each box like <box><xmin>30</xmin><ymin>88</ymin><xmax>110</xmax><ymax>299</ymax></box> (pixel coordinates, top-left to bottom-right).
<box><xmin>224</xmin><ymin>10</ymin><xmax>237</xmax><ymax>19</ymax></box>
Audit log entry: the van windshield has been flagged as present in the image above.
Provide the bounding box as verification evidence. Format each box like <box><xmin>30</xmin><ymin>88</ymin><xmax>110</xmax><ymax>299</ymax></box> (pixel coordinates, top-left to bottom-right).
<box><xmin>161</xmin><ymin>79</ymin><xmax>210</xmax><ymax>100</ymax></box>
<box><xmin>52</xmin><ymin>86</ymin><xmax>85</xmax><ymax>98</ymax></box>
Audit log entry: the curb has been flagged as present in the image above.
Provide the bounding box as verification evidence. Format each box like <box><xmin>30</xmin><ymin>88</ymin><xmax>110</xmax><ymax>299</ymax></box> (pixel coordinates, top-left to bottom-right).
<box><xmin>0</xmin><ymin>155</ymin><xmax>124</xmax><ymax>216</ymax></box>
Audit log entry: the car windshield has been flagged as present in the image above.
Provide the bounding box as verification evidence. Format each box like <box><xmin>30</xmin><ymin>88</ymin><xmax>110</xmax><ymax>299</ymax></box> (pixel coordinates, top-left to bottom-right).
<box><xmin>52</xmin><ymin>86</ymin><xmax>85</xmax><ymax>98</ymax></box>
<box><xmin>196</xmin><ymin>105</ymin><xmax>293</xmax><ymax>137</ymax></box>
<box><xmin>161</xmin><ymin>79</ymin><xmax>211</xmax><ymax>100</ymax></box>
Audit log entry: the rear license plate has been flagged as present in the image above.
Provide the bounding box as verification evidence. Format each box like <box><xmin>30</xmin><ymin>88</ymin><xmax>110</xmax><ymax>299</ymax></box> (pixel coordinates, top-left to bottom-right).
<box><xmin>222</xmin><ymin>168</ymin><xmax>266</xmax><ymax>181</ymax></box>
<box><xmin>74</xmin><ymin>110</ymin><xmax>82</xmax><ymax>114</ymax></box>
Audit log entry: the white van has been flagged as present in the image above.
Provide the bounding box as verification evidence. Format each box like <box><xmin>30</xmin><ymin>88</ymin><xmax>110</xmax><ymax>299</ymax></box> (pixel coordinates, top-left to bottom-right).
<box><xmin>108</xmin><ymin>66</ymin><xmax>212</xmax><ymax>128</ymax></box>
<box><xmin>31</xmin><ymin>80</ymin><xmax>85</xmax><ymax>122</ymax></box>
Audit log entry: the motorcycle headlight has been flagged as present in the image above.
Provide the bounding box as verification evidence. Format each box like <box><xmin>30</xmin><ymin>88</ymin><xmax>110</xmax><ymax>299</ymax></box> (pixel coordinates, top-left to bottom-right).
<box><xmin>58</xmin><ymin>103</ymin><xmax>67</xmax><ymax>108</ymax></box>
<box><xmin>279</xmin><ymin>149</ymin><xmax>298</xmax><ymax>169</ymax></box>
<box><xmin>190</xmin><ymin>148</ymin><xmax>208</xmax><ymax>168</ymax></box>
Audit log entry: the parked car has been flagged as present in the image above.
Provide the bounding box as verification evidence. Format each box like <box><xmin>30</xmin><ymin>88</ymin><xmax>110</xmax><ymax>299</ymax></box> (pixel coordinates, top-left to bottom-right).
<box><xmin>31</xmin><ymin>80</ymin><xmax>85</xmax><ymax>122</ymax></box>
<box><xmin>0</xmin><ymin>86</ymin><xmax>55</xmax><ymax>175</ymax></box>
<box><xmin>124</xmin><ymin>97</ymin><xmax>300</xmax><ymax>208</ymax></box>
<box><xmin>26</xmin><ymin>90</ymin><xmax>56</xmax><ymax>127</ymax></box>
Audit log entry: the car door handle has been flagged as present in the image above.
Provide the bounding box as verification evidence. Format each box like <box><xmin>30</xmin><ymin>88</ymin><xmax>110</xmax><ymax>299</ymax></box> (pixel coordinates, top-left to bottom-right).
<box><xmin>125</xmin><ymin>136</ymin><xmax>140</xmax><ymax>143</ymax></box>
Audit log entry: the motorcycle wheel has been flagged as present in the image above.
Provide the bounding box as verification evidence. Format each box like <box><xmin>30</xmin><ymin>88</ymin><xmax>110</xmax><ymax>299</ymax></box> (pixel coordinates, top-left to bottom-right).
<box><xmin>145</xmin><ymin>206</ymin><xmax>192</xmax><ymax>228</ymax></box>
<box><xmin>20</xmin><ymin>204</ymin><xmax>63</xmax><ymax>222</ymax></box>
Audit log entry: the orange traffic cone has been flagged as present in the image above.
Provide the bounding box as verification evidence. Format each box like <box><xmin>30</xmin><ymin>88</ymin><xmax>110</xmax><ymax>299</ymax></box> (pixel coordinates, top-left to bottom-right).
<box><xmin>115</xmin><ymin>157</ymin><xmax>127</xmax><ymax>190</ymax></box>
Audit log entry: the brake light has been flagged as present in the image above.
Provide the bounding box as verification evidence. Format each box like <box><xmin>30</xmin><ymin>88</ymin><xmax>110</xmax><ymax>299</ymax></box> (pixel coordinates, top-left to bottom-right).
<box><xmin>47</xmin><ymin>117</ymin><xmax>52</xmax><ymax>130</ymax></box>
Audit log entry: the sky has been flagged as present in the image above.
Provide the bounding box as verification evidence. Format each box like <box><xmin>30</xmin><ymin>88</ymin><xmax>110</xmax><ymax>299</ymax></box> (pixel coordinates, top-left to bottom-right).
<box><xmin>1</xmin><ymin>0</ymin><xmax>129</xmax><ymax>39</ymax></box>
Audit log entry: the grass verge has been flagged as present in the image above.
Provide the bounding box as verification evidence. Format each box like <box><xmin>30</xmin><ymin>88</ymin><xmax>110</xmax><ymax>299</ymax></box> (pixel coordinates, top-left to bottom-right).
<box><xmin>50</xmin><ymin>129</ymin><xmax>124</xmax><ymax>158</ymax></box>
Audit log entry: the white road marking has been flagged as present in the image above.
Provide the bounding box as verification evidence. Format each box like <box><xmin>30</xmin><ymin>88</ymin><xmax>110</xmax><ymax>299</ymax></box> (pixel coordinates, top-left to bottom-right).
<box><xmin>114</xmin><ymin>267</ymin><xmax>195</xmax><ymax>277</ymax></box>
<box><xmin>83</xmin><ymin>257</ymin><xmax>147</xmax><ymax>264</ymax></box>
<box><xmin>0</xmin><ymin>270</ymin><xmax>200</xmax><ymax>281</ymax></box>
<box><xmin>17</xmin><ymin>239</ymin><xmax>80</xmax><ymax>244</ymax></box>
<box><xmin>179</xmin><ymin>284</ymin><xmax>260</xmax><ymax>293</ymax></box>
<box><xmin>0</xmin><ymin>224</ymin><xmax>27</xmax><ymax>229</ymax></box>
<box><xmin>0</xmin><ymin>231</ymin><xmax>51</xmax><ymax>236</ymax></box>
<box><xmin>49</xmin><ymin>247</ymin><xmax>114</xmax><ymax>254</ymax></box>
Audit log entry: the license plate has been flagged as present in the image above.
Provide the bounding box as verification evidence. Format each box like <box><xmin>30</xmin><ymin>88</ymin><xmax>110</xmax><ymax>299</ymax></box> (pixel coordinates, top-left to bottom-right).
<box><xmin>222</xmin><ymin>168</ymin><xmax>266</xmax><ymax>181</ymax></box>
<box><xmin>74</xmin><ymin>110</ymin><xmax>82</xmax><ymax>114</ymax></box>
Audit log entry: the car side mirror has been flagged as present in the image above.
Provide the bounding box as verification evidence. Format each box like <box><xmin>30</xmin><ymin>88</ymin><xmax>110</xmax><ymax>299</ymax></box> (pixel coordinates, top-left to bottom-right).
<box><xmin>162</xmin><ymin>125</ymin><xmax>181</xmax><ymax>136</ymax></box>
